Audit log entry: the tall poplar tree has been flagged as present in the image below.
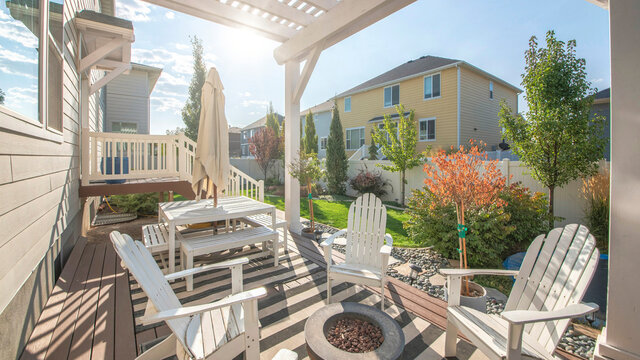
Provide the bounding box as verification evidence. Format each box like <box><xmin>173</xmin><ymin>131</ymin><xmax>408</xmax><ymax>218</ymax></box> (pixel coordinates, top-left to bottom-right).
<box><xmin>303</xmin><ymin>111</ymin><xmax>318</xmax><ymax>155</ymax></box>
<box><xmin>181</xmin><ymin>36</ymin><xmax>207</xmax><ymax>141</ymax></box>
<box><xmin>265</xmin><ymin>102</ymin><xmax>280</xmax><ymax>138</ymax></box>
<box><xmin>325</xmin><ymin>102</ymin><xmax>349</xmax><ymax>194</ymax></box>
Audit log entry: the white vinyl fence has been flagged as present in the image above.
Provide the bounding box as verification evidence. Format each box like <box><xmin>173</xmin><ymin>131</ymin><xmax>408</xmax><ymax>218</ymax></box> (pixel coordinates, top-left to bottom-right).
<box><xmin>230</xmin><ymin>158</ymin><xmax>284</xmax><ymax>183</ymax></box>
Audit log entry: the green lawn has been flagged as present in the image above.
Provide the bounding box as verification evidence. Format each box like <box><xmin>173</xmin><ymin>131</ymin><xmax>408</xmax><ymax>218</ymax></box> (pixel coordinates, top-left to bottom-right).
<box><xmin>264</xmin><ymin>194</ymin><xmax>416</xmax><ymax>248</ymax></box>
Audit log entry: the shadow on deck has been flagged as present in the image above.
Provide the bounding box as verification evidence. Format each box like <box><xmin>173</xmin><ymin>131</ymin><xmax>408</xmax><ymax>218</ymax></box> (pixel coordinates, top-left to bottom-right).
<box><xmin>18</xmin><ymin>219</ymin><xmax>581</xmax><ymax>360</ymax></box>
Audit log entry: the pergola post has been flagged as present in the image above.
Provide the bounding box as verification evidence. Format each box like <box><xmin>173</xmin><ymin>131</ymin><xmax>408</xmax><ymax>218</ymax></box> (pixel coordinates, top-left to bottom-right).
<box><xmin>595</xmin><ymin>0</ymin><xmax>640</xmax><ymax>359</ymax></box>
<box><xmin>284</xmin><ymin>60</ymin><xmax>302</xmax><ymax>233</ymax></box>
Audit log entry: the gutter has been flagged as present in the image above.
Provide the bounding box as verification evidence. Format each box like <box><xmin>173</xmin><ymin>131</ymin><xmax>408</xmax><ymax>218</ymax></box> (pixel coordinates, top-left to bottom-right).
<box><xmin>457</xmin><ymin>64</ymin><xmax>461</xmax><ymax>147</ymax></box>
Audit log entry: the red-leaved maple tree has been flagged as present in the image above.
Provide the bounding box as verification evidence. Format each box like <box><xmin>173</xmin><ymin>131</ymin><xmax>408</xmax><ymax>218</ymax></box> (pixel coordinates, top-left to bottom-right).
<box><xmin>249</xmin><ymin>127</ymin><xmax>281</xmax><ymax>180</ymax></box>
<box><xmin>423</xmin><ymin>140</ymin><xmax>507</xmax><ymax>294</ymax></box>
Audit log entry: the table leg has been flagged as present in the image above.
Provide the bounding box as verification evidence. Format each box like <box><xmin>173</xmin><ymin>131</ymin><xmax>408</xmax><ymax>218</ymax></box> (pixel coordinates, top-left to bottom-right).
<box><xmin>186</xmin><ymin>252</ymin><xmax>194</xmax><ymax>291</ymax></box>
<box><xmin>272</xmin><ymin>210</ymin><xmax>278</xmax><ymax>266</ymax></box>
<box><xmin>168</xmin><ymin>223</ymin><xmax>175</xmax><ymax>274</ymax></box>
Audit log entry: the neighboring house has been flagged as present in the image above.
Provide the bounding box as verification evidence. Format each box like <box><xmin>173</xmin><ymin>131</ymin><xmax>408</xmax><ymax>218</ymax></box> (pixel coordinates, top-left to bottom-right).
<box><xmin>334</xmin><ymin>55</ymin><xmax>521</xmax><ymax>157</ymax></box>
<box><xmin>228</xmin><ymin>126</ymin><xmax>242</xmax><ymax>157</ymax></box>
<box><xmin>590</xmin><ymin>88</ymin><xmax>611</xmax><ymax>161</ymax></box>
<box><xmin>300</xmin><ymin>100</ymin><xmax>333</xmax><ymax>158</ymax></box>
<box><xmin>105</xmin><ymin>62</ymin><xmax>162</xmax><ymax>134</ymax></box>
<box><xmin>0</xmin><ymin>1</ymin><xmax>132</xmax><ymax>359</ymax></box>
<box><xmin>240</xmin><ymin>113</ymin><xmax>284</xmax><ymax>157</ymax></box>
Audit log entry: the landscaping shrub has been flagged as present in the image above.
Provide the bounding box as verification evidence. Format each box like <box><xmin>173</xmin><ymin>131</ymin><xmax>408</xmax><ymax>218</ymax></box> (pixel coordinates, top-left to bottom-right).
<box><xmin>500</xmin><ymin>182</ymin><xmax>550</xmax><ymax>255</ymax></box>
<box><xmin>404</xmin><ymin>183</ymin><xmax>549</xmax><ymax>268</ymax></box>
<box><xmin>404</xmin><ymin>189</ymin><xmax>512</xmax><ymax>268</ymax></box>
<box><xmin>349</xmin><ymin>168</ymin><xmax>391</xmax><ymax>198</ymax></box>
<box><xmin>109</xmin><ymin>193</ymin><xmax>158</xmax><ymax>215</ymax></box>
<box><xmin>581</xmin><ymin>169</ymin><xmax>609</xmax><ymax>253</ymax></box>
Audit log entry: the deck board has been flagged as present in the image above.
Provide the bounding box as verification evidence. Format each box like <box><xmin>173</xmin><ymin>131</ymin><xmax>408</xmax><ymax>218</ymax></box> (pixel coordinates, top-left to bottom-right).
<box><xmin>19</xmin><ymin>221</ymin><xmax>584</xmax><ymax>360</ymax></box>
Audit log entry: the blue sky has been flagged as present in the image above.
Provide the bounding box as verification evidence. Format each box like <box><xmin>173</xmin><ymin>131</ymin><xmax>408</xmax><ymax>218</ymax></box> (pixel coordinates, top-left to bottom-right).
<box><xmin>116</xmin><ymin>0</ymin><xmax>610</xmax><ymax>134</ymax></box>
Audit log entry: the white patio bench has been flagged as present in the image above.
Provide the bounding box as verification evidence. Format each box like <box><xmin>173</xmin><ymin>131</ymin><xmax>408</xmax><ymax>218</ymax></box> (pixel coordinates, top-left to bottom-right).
<box><xmin>238</xmin><ymin>214</ymin><xmax>289</xmax><ymax>252</ymax></box>
<box><xmin>180</xmin><ymin>226</ymin><xmax>279</xmax><ymax>291</ymax></box>
<box><xmin>142</xmin><ymin>223</ymin><xmax>185</xmax><ymax>270</ymax></box>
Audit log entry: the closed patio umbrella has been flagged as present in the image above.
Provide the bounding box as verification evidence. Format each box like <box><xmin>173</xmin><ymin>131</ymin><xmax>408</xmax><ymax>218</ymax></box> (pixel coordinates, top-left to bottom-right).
<box><xmin>192</xmin><ymin>67</ymin><xmax>229</xmax><ymax>206</ymax></box>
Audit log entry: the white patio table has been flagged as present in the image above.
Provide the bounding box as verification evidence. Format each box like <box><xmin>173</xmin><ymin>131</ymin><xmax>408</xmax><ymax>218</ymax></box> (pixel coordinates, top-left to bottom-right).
<box><xmin>158</xmin><ymin>196</ymin><xmax>277</xmax><ymax>273</ymax></box>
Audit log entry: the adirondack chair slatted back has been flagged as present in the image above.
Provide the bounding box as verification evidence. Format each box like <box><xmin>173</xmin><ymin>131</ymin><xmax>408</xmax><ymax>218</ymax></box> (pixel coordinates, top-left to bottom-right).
<box><xmin>504</xmin><ymin>224</ymin><xmax>599</xmax><ymax>354</ymax></box>
<box><xmin>110</xmin><ymin>231</ymin><xmax>194</xmax><ymax>357</ymax></box>
<box><xmin>345</xmin><ymin>194</ymin><xmax>389</xmax><ymax>268</ymax></box>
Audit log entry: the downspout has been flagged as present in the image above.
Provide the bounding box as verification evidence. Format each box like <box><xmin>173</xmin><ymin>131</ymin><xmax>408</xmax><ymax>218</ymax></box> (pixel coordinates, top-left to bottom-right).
<box><xmin>456</xmin><ymin>64</ymin><xmax>461</xmax><ymax>147</ymax></box>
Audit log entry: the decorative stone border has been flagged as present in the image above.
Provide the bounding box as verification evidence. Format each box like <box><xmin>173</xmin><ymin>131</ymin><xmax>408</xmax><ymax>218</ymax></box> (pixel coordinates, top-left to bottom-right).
<box><xmin>304</xmin><ymin>302</ymin><xmax>404</xmax><ymax>360</ymax></box>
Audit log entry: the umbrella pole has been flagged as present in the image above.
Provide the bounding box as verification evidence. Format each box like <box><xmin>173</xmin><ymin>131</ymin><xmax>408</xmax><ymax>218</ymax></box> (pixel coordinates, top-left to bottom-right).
<box><xmin>213</xmin><ymin>184</ymin><xmax>218</xmax><ymax>207</ymax></box>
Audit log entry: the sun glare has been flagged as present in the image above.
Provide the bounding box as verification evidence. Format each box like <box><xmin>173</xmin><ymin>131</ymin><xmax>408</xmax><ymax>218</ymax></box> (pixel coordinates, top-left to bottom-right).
<box><xmin>224</xmin><ymin>28</ymin><xmax>278</xmax><ymax>59</ymax></box>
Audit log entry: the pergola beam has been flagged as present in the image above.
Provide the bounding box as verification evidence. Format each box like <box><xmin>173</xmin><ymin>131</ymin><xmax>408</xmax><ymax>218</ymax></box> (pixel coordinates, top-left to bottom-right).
<box><xmin>241</xmin><ymin>0</ymin><xmax>316</xmax><ymax>26</ymax></box>
<box><xmin>273</xmin><ymin>0</ymin><xmax>416</xmax><ymax>64</ymax></box>
<box><xmin>293</xmin><ymin>43</ymin><xmax>322</xmax><ymax>104</ymax></box>
<box><xmin>142</xmin><ymin>0</ymin><xmax>297</xmax><ymax>42</ymax></box>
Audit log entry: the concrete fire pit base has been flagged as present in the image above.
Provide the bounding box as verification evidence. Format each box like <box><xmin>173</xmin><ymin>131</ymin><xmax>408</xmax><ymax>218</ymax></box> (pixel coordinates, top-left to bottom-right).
<box><xmin>304</xmin><ymin>302</ymin><xmax>404</xmax><ymax>360</ymax></box>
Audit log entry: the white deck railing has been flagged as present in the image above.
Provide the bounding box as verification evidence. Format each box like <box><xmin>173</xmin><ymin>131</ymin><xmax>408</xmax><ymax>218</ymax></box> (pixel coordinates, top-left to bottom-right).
<box><xmin>81</xmin><ymin>131</ymin><xmax>263</xmax><ymax>201</ymax></box>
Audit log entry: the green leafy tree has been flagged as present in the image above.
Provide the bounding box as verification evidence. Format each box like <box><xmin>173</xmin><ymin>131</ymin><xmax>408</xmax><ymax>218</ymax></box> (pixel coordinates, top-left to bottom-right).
<box><xmin>499</xmin><ymin>30</ymin><xmax>606</xmax><ymax>219</ymax></box>
<box><xmin>325</xmin><ymin>102</ymin><xmax>349</xmax><ymax>194</ymax></box>
<box><xmin>165</xmin><ymin>127</ymin><xmax>186</xmax><ymax>135</ymax></box>
<box><xmin>302</xmin><ymin>111</ymin><xmax>318</xmax><ymax>155</ymax></box>
<box><xmin>265</xmin><ymin>102</ymin><xmax>280</xmax><ymax>138</ymax></box>
<box><xmin>0</xmin><ymin>88</ymin><xmax>5</xmax><ymax>105</ymax></box>
<box><xmin>181</xmin><ymin>36</ymin><xmax>207</xmax><ymax>141</ymax></box>
<box><xmin>289</xmin><ymin>150</ymin><xmax>324</xmax><ymax>232</ymax></box>
<box><xmin>372</xmin><ymin>105</ymin><xmax>423</xmax><ymax>206</ymax></box>
<box><xmin>368</xmin><ymin>131</ymin><xmax>378</xmax><ymax>160</ymax></box>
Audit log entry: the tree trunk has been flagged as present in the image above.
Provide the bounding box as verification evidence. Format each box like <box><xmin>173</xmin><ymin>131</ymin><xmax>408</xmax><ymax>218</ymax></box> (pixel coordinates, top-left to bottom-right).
<box><xmin>548</xmin><ymin>185</ymin><xmax>555</xmax><ymax>229</ymax></box>
<box><xmin>401</xmin><ymin>169</ymin><xmax>406</xmax><ymax>207</ymax></box>
<box><xmin>308</xmin><ymin>183</ymin><xmax>314</xmax><ymax>232</ymax></box>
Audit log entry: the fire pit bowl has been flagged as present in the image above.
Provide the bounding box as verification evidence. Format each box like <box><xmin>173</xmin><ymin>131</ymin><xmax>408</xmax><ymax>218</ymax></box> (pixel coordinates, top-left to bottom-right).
<box><xmin>304</xmin><ymin>302</ymin><xmax>404</xmax><ymax>360</ymax></box>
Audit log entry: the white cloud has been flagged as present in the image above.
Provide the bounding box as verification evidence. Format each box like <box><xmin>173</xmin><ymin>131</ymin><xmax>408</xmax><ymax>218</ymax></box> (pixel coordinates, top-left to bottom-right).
<box><xmin>174</xmin><ymin>43</ymin><xmax>190</xmax><ymax>50</ymax></box>
<box><xmin>0</xmin><ymin>45</ymin><xmax>38</xmax><ymax>64</ymax></box>
<box><xmin>238</xmin><ymin>91</ymin><xmax>252</xmax><ymax>97</ymax></box>
<box><xmin>165</xmin><ymin>11</ymin><xmax>175</xmax><ymax>19</ymax></box>
<box><xmin>242</xmin><ymin>99</ymin><xmax>269</xmax><ymax>108</ymax></box>
<box><xmin>0</xmin><ymin>10</ymin><xmax>11</xmax><ymax>20</ymax></box>
<box><xmin>591</xmin><ymin>78</ymin><xmax>604</xmax><ymax>84</ymax></box>
<box><xmin>0</xmin><ymin>64</ymin><xmax>37</xmax><ymax>79</ymax></box>
<box><xmin>154</xmin><ymin>89</ymin><xmax>187</xmax><ymax>98</ymax></box>
<box><xmin>5</xmin><ymin>86</ymin><xmax>37</xmax><ymax>107</ymax></box>
<box><xmin>156</xmin><ymin>72</ymin><xmax>189</xmax><ymax>86</ymax></box>
<box><xmin>132</xmin><ymin>48</ymin><xmax>194</xmax><ymax>74</ymax></box>
<box><xmin>204</xmin><ymin>53</ymin><xmax>218</xmax><ymax>64</ymax></box>
<box><xmin>151</xmin><ymin>96</ymin><xmax>184</xmax><ymax>114</ymax></box>
<box><xmin>116</xmin><ymin>0</ymin><xmax>152</xmax><ymax>22</ymax></box>
<box><xmin>0</xmin><ymin>17</ymin><xmax>39</xmax><ymax>48</ymax></box>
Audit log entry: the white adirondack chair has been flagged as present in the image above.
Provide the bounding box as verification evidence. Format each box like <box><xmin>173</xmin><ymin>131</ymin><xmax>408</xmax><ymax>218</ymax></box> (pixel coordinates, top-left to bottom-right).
<box><xmin>320</xmin><ymin>193</ymin><xmax>393</xmax><ymax>310</ymax></box>
<box><xmin>441</xmin><ymin>224</ymin><xmax>600</xmax><ymax>360</ymax></box>
<box><xmin>110</xmin><ymin>231</ymin><xmax>266</xmax><ymax>360</ymax></box>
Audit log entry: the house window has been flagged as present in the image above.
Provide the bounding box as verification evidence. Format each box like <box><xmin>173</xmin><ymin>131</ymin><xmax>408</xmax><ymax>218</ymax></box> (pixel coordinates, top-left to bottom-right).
<box><xmin>320</xmin><ymin>137</ymin><xmax>328</xmax><ymax>150</ymax></box>
<box><xmin>419</xmin><ymin>118</ymin><xmax>436</xmax><ymax>141</ymax></box>
<box><xmin>424</xmin><ymin>73</ymin><xmax>441</xmax><ymax>99</ymax></box>
<box><xmin>377</xmin><ymin>122</ymin><xmax>398</xmax><ymax>145</ymax></box>
<box><xmin>383</xmin><ymin>85</ymin><xmax>399</xmax><ymax>108</ymax></box>
<box><xmin>489</xmin><ymin>80</ymin><xmax>494</xmax><ymax>99</ymax></box>
<box><xmin>0</xmin><ymin>0</ymin><xmax>41</xmax><ymax>120</ymax></box>
<box><xmin>344</xmin><ymin>97</ymin><xmax>351</xmax><ymax>112</ymax></box>
<box><xmin>112</xmin><ymin>121</ymin><xmax>138</xmax><ymax>134</ymax></box>
<box><xmin>345</xmin><ymin>127</ymin><xmax>365</xmax><ymax>150</ymax></box>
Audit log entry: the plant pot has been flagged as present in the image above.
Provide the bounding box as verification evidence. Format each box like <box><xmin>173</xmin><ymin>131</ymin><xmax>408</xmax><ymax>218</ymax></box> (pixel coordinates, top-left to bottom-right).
<box><xmin>302</xmin><ymin>227</ymin><xmax>323</xmax><ymax>241</ymax></box>
<box><xmin>444</xmin><ymin>280</ymin><xmax>487</xmax><ymax>313</ymax></box>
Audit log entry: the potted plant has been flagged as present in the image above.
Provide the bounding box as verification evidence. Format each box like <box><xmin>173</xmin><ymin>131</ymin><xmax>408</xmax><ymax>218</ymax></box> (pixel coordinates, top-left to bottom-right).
<box><xmin>289</xmin><ymin>150</ymin><xmax>324</xmax><ymax>241</ymax></box>
<box><xmin>423</xmin><ymin>140</ymin><xmax>508</xmax><ymax>312</ymax></box>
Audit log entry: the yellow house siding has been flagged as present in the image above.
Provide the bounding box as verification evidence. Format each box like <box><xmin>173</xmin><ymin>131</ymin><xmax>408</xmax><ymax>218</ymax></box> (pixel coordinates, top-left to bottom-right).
<box><xmin>0</xmin><ymin>0</ymin><xmax>105</xmax><ymax>358</ymax></box>
<box><xmin>459</xmin><ymin>66</ymin><xmax>518</xmax><ymax>150</ymax></box>
<box><xmin>336</xmin><ymin>66</ymin><xmax>459</xmax><ymax>157</ymax></box>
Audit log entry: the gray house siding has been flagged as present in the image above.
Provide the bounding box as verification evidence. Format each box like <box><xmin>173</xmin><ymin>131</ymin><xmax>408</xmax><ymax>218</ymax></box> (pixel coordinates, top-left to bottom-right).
<box><xmin>591</xmin><ymin>102</ymin><xmax>611</xmax><ymax>161</ymax></box>
<box><xmin>300</xmin><ymin>110</ymin><xmax>331</xmax><ymax>158</ymax></box>
<box><xmin>105</xmin><ymin>69</ymin><xmax>151</xmax><ymax>134</ymax></box>
<box><xmin>0</xmin><ymin>0</ymin><xmax>106</xmax><ymax>358</ymax></box>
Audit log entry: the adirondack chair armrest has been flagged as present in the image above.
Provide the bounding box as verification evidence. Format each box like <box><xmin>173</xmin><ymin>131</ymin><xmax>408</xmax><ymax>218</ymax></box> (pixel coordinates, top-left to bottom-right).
<box><xmin>439</xmin><ymin>269</ymin><xmax>520</xmax><ymax>277</ymax></box>
<box><xmin>139</xmin><ymin>287</ymin><xmax>268</xmax><ymax>325</ymax></box>
<box><xmin>501</xmin><ymin>302</ymin><xmax>599</xmax><ymax>325</ymax></box>
<box><xmin>320</xmin><ymin>229</ymin><xmax>347</xmax><ymax>248</ymax></box>
<box><xmin>380</xmin><ymin>244</ymin><xmax>392</xmax><ymax>268</ymax></box>
<box><xmin>164</xmin><ymin>257</ymin><xmax>250</xmax><ymax>281</ymax></box>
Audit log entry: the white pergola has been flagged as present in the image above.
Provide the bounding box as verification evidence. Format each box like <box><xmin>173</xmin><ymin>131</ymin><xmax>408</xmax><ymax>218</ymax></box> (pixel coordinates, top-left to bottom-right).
<box><xmin>135</xmin><ymin>1</ymin><xmax>639</xmax><ymax>359</ymax></box>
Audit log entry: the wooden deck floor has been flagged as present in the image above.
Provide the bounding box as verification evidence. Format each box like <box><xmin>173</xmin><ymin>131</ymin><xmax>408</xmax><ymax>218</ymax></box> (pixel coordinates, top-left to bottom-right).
<box><xmin>19</xmin><ymin>223</ymin><xmax>581</xmax><ymax>360</ymax></box>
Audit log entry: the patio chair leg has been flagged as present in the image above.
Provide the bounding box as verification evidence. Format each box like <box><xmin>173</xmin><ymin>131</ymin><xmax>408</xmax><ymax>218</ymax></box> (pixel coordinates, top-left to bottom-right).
<box><xmin>326</xmin><ymin>276</ymin><xmax>332</xmax><ymax>305</ymax></box>
<box><xmin>282</xmin><ymin>226</ymin><xmax>288</xmax><ymax>252</ymax></box>
<box><xmin>135</xmin><ymin>333</ymin><xmax>177</xmax><ymax>360</ymax></box>
<box><xmin>273</xmin><ymin>234</ymin><xmax>279</xmax><ymax>267</ymax></box>
<box><xmin>444</xmin><ymin>317</ymin><xmax>459</xmax><ymax>358</ymax></box>
<box><xmin>186</xmin><ymin>253</ymin><xmax>194</xmax><ymax>291</ymax></box>
<box><xmin>380</xmin><ymin>281</ymin><xmax>385</xmax><ymax>311</ymax></box>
